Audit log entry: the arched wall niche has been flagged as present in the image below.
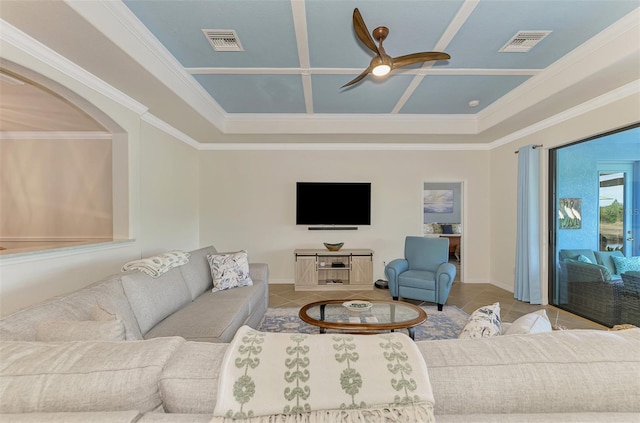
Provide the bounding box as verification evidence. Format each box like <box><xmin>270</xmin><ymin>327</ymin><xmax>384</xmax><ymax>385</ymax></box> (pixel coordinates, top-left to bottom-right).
<box><xmin>0</xmin><ymin>60</ymin><xmax>129</xmax><ymax>254</ymax></box>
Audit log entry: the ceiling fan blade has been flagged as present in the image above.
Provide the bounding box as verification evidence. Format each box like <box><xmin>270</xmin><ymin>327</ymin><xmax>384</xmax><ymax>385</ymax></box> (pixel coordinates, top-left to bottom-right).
<box><xmin>392</xmin><ymin>52</ymin><xmax>451</xmax><ymax>69</ymax></box>
<box><xmin>341</xmin><ymin>67</ymin><xmax>373</xmax><ymax>89</ymax></box>
<box><xmin>352</xmin><ymin>8</ymin><xmax>379</xmax><ymax>55</ymax></box>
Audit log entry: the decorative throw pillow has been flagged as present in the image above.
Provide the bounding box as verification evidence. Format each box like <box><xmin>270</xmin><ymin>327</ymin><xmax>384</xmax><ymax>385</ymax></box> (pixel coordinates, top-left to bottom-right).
<box><xmin>612</xmin><ymin>256</ymin><xmax>640</xmax><ymax>274</ymax></box>
<box><xmin>423</xmin><ymin>224</ymin><xmax>434</xmax><ymax>234</ymax></box>
<box><xmin>451</xmin><ymin>224</ymin><xmax>462</xmax><ymax>234</ymax></box>
<box><xmin>440</xmin><ymin>224</ymin><xmax>454</xmax><ymax>234</ymax></box>
<box><xmin>458</xmin><ymin>302</ymin><xmax>501</xmax><ymax>339</ymax></box>
<box><xmin>504</xmin><ymin>309</ymin><xmax>553</xmax><ymax>335</ymax></box>
<box><xmin>576</xmin><ymin>254</ymin><xmax>593</xmax><ymax>264</ymax></box>
<box><xmin>207</xmin><ymin>250</ymin><xmax>254</xmax><ymax>292</ymax></box>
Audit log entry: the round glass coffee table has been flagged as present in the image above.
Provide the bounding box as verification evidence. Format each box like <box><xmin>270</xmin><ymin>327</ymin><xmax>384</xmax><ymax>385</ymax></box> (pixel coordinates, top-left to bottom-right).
<box><xmin>299</xmin><ymin>299</ymin><xmax>427</xmax><ymax>340</ymax></box>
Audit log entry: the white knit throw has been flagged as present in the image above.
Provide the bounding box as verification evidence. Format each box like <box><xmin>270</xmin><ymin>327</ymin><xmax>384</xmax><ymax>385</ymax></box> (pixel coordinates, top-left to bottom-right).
<box><xmin>121</xmin><ymin>250</ymin><xmax>190</xmax><ymax>278</ymax></box>
<box><xmin>211</xmin><ymin>326</ymin><xmax>435</xmax><ymax>422</ymax></box>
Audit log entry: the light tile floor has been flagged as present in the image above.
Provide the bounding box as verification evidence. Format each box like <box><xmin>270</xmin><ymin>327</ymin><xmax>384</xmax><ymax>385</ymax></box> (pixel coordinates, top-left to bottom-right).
<box><xmin>269</xmin><ymin>281</ymin><xmax>607</xmax><ymax>330</ymax></box>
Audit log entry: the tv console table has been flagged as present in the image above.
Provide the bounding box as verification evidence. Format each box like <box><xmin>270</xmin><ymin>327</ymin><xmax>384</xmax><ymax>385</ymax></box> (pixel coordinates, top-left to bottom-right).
<box><xmin>294</xmin><ymin>249</ymin><xmax>374</xmax><ymax>291</ymax></box>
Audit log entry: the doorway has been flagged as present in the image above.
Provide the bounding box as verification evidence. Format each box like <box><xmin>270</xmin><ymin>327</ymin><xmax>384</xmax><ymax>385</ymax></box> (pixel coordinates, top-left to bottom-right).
<box><xmin>423</xmin><ymin>182</ymin><xmax>464</xmax><ymax>282</ymax></box>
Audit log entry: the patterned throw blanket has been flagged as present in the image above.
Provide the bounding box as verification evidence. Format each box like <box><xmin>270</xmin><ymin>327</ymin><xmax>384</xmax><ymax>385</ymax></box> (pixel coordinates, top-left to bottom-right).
<box><xmin>211</xmin><ymin>326</ymin><xmax>435</xmax><ymax>422</ymax></box>
<box><xmin>121</xmin><ymin>250</ymin><xmax>190</xmax><ymax>278</ymax></box>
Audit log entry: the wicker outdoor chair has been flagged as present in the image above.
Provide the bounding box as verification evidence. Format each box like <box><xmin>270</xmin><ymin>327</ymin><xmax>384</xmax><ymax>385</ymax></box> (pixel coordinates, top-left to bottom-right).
<box><xmin>562</xmin><ymin>261</ymin><xmax>622</xmax><ymax>327</ymax></box>
<box><xmin>620</xmin><ymin>272</ymin><xmax>640</xmax><ymax>327</ymax></box>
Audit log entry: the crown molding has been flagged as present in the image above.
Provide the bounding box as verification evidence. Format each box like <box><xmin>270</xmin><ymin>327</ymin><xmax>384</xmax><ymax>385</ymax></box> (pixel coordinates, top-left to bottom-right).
<box><xmin>2</xmin><ymin>2</ymin><xmax>635</xmax><ymax>151</ymax></box>
<box><xmin>489</xmin><ymin>79</ymin><xmax>640</xmax><ymax>149</ymax></box>
<box><xmin>141</xmin><ymin>113</ymin><xmax>201</xmax><ymax>149</ymax></box>
<box><xmin>198</xmin><ymin>142</ymin><xmax>491</xmax><ymax>151</ymax></box>
<box><xmin>64</xmin><ymin>1</ymin><xmax>638</xmax><ymax>139</ymax></box>
<box><xmin>223</xmin><ymin>113</ymin><xmax>478</xmax><ymax>135</ymax></box>
<box><xmin>0</xmin><ymin>19</ymin><xmax>148</xmax><ymax>116</ymax></box>
<box><xmin>0</xmin><ymin>131</ymin><xmax>112</xmax><ymax>140</ymax></box>
<box><xmin>67</xmin><ymin>0</ymin><xmax>228</xmax><ymax>130</ymax></box>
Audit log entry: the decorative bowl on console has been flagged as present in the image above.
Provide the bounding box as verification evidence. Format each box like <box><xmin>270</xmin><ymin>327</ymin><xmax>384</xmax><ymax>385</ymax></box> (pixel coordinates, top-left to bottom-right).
<box><xmin>323</xmin><ymin>242</ymin><xmax>344</xmax><ymax>251</ymax></box>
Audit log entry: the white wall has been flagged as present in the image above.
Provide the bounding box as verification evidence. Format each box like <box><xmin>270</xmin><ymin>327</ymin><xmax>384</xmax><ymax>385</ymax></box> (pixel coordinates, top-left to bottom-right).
<box><xmin>0</xmin><ymin>39</ymin><xmax>201</xmax><ymax>316</ymax></box>
<box><xmin>489</xmin><ymin>92</ymin><xmax>640</xmax><ymax>300</ymax></box>
<box><xmin>138</xmin><ymin>121</ymin><xmax>200</xmax><ymax>256</ymax></box>
<box><xmin>199</xmin><ymin>149</ymin><xmax>491</xmax><ymax>284</ymax></box>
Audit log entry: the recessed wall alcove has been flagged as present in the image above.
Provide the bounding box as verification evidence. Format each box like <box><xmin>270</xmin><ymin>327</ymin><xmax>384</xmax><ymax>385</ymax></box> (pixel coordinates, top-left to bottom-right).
<box><xmin>0</xmin><ymin>61</ymin><xmax>129</xmax><ymax>255</ymax></box>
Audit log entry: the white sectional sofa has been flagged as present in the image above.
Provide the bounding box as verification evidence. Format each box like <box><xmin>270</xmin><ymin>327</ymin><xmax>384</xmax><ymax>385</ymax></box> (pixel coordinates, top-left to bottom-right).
<box><xmin>0</xmin><ymin>245</ymin><xmax>269</xmax><ymax>343</ymax></box>
<box><xmin>1</xmin><ymin>329</ymin><xmax>638</xmax><ymax>422</ymax></box>
<box><xmin>1</xmin><ymin>246</ymin><xmax>639</xmax><ymax>422</ymax></box>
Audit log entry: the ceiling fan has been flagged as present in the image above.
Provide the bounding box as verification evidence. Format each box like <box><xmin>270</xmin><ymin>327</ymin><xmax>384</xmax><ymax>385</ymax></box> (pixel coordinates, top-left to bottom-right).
<box><xmin>342</xmin><ymin>8</ymin><xmax>451</xmax><ymax>88</ymax></box>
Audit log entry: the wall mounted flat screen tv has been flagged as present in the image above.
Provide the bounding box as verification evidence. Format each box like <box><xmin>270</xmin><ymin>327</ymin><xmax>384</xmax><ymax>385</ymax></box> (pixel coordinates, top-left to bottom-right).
<box><xmin>296</xmin><ymin>182</ymin><xmax>371</xmax><ymax>226</ymax></box>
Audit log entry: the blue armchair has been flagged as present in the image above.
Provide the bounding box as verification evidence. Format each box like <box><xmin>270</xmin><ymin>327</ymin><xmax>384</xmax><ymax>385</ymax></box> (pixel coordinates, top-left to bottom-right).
<box><xmin>384</xmin><ymin>236</ymin><xmax>456</xmax><ymax>311</ymax></box>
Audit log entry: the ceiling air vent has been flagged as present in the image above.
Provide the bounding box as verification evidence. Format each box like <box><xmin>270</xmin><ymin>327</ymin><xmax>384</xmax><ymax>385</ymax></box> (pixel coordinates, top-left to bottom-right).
<box><xmin>202</xmin><ymin>29</ymin><xmax>244</xmax><ymax>52</ymax></box>
<box><xmin>499</xmin><ymin>31</ymin><xmax>551</xmax><ymax>53</ymax></box>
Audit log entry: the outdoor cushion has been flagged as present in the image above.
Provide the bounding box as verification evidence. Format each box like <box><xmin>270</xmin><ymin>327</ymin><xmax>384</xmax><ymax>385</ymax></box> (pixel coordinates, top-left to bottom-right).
<box><xmin>612</xmin><ymin>256</ymin><xmax>640</xmax><ymax>274</ymax></box>
<box><xmin>594</xmin><ymin>251</ymin><xmax>625</xmax><ymax>275</ymax></box>
<box><xmin>559</xmin><ymin>249</ymin><xmax>598</xmax><ymax>264</ymax></box>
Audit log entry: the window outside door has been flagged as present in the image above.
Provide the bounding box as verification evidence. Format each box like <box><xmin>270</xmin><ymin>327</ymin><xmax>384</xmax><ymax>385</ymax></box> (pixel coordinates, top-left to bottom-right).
<box><xmin>598</xmin><ymin>165</ymin><xmax>634</xmax><ymax>256</ymax></box>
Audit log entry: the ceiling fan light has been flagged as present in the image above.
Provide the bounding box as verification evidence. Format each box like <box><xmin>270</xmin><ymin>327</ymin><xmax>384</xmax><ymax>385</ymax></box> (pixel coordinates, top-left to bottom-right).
<box><xmin>372</xmin><ymin>64</ymin><xmax>391</xmax><ymax>76</ymax></box>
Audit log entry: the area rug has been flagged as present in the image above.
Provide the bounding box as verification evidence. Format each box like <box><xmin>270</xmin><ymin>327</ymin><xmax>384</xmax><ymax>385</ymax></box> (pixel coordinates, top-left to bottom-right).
<box><xmin>257</xmin><ymin>305</ymin><xmax>469</xmax><ymax>341</ymax></box>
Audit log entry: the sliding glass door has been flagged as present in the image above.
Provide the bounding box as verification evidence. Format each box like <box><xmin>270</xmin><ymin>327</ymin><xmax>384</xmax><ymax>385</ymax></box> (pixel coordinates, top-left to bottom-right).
<box><xmin>549</xmin><ymin>124</ymin><xmax>639</xmax><ymax>327</ymax></box>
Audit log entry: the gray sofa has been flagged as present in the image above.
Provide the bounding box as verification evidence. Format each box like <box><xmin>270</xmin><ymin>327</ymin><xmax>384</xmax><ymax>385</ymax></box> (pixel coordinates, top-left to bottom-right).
<box><xmin>1</xmin><ymin>328</ymin><xmax>638</xmax><ymax>422</ymax></box>
<box><xmin>0</xmin><ymin>245</ymin><xmax>269</xmax><ymax>343</ymax></box>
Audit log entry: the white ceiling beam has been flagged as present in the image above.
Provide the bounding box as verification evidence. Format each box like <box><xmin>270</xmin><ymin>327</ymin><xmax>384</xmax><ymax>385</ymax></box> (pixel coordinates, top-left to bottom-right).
<box><xmin>392</xmin><ymin>0</ymin><xmax>480</xmax><ymax>114</ymax></box>
<box><xmin>290</xmin><ymin>0</ymin><xmax>313</xmax><ymax>114</ymax></box>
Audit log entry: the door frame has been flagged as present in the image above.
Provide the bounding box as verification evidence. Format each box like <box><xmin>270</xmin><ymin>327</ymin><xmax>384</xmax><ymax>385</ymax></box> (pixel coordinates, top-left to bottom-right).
<box><xmin>596</xmin><ymin>162</ymin><xmax>634</xmax><ymax>255</ymax></box>
<box><xmin>422</xmin><ymin>181</ymin><xmax>465</xmax><ymax>283</ymax></box>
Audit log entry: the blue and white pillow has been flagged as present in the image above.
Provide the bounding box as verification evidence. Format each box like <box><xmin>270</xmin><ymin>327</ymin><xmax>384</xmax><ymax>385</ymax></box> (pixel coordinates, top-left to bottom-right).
<box><xmin>612</xmin><ymin>256</ymin><xmax>640</xmax><ymax>274</ymax></box>
<box><xmin>458</xmin><ymin>302</ymin><xmax>502</xmax><ymax>339</ymax></box>
<box><xmin>207</xmin><ymin>250</ymin><xmax>253</xmax><ymax>292</ymax></box>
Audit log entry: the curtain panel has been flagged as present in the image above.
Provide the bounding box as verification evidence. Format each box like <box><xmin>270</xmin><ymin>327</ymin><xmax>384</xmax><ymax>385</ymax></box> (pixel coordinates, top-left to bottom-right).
<box><xmin>515</xmin><ymin>145</ymin><xmax>542</xmax><ymax>304</ymax></box>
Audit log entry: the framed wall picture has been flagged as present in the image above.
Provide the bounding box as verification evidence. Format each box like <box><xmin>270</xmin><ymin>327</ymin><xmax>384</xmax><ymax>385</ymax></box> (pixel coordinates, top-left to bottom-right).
<box><xmin>559</xmin><ymin>198</ymin><xmax>582</xmax><ymax>229</ymax></box>
<box><xmin>424</xmin><ymin>189</ymin><xmax>454</xmax><ymax>213</ymax></box>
